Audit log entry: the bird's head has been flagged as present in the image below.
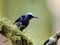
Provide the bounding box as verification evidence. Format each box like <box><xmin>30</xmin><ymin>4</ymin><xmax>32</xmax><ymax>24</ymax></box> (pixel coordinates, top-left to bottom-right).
<box><xmin>25</xmin><ymin>13</ymin><xmax>38</xmax><ymax>20</ymax></box>
<box><xmin>55</xmin><ymin>32</ymin><xmax>60</xmax><ymax>39</ymax></box>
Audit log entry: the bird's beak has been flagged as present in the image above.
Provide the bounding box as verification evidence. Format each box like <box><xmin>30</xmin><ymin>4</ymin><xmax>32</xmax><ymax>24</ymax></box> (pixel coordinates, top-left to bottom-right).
<box><xmin>33</xmin><ymin>16</ymin><xmax>38</xmax><ymax>19</ymax></box>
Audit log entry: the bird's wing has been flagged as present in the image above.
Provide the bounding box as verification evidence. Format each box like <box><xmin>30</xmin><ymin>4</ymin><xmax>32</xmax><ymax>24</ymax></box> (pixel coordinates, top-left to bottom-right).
<box><xmin>14</xmin><ymin>18</ymin><xmax>21</xmax><ymax>23</ymax></box>
<box><xmin>43</xmin><ymin>39</ymin><xmax>49</xmax><ymax>45</ymax></box>
<box><xmin>14</xmin><ymin>15</ymin><xmax>25</xmax><ymax>23</ymax></box>
<box><xmin>21</xmin><ymin>15</ymin><xmax>25</xmax><ymax>19</ymax></box>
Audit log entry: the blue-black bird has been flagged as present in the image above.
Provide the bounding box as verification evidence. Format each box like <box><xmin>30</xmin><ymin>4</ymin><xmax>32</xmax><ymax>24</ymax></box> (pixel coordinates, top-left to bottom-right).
<box><xmin>14</xmin><ymin>13</ymin><xmax>38</xmax><ymax>31</ymax></box>
<box><xmin>43</xmin><ymin>32</ymin><xmax>60</xmax><ymax>45</ymax></box>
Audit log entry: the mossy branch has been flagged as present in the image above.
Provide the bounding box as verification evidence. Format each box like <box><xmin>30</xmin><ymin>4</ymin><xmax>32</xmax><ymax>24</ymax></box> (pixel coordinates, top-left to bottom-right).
<box><xmin>0</xmin><ymin>14</ymin><xmax>33</xmax><ymax>45</ymax></box>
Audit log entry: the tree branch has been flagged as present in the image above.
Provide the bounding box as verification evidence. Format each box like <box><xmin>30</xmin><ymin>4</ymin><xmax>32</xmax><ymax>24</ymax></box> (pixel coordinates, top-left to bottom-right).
<box><xmin>0</xmin><ymin>14</ymin><xmax>33</xmax><ymax>45</ymax></box>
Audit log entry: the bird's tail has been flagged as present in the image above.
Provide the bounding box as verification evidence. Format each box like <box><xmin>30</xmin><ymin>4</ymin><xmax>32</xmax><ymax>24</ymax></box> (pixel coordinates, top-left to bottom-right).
<box><xmin>43</xmin><ymin>39</ymin><xmax>49</xmax><ymax>45</ymax></box>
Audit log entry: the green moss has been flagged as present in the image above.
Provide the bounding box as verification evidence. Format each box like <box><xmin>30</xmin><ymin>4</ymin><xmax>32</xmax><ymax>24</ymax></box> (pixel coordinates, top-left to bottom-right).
<box><xmin>0</xmin><ymin>14</ymin><xmax>33</xmax><ymax>45</ymax></box>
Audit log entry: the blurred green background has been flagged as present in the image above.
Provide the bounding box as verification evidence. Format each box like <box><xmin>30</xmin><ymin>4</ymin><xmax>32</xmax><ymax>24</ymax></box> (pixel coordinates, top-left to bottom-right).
<box><xmin>0</xmin><ymin>0</ymin><xmax>52</xmax><ymax>45</ymax></box>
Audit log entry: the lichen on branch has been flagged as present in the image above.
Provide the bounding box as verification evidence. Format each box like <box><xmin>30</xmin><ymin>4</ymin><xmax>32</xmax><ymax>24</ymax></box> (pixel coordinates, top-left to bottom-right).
<box><xmin>0</xmin><ymin>14</ymin><xmax>33</xmax><ymax>45</ymax></box>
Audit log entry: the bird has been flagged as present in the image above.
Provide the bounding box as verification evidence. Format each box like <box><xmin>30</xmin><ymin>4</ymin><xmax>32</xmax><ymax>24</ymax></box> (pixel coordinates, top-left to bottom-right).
<box><xmin>14</xmin><ymin>13</ymin><xmax>38</xmax><ymax>31</ymax></box>
<box><xmin>43</xmin><ymin>32</ymin><xmax>60</xmax><ymax>45</ymax></box>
